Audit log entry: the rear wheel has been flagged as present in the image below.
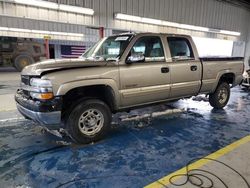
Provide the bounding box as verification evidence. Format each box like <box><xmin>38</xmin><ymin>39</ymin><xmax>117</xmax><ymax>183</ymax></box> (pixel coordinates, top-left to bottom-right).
<box><xmin>14</xmin><ymin>55</ymin><xmax>34</xmax><ymax>71</ymax></box>
<box><xmin>66</xmin><ymin>99</ymin><xmax>112</xmax><ymax>144</ymax></box>
<box><xmin>209</xmin><ymin>82</ymin><xmax>230</xmax><ymax>109</ymax></box>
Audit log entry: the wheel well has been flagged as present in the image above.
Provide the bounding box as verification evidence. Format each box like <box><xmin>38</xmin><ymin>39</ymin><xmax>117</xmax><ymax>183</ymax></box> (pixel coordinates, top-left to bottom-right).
<box><xmin>219</xmin><ymin>73</ymin><xmax>235</xmax><ymax>84</ymax></box>
<box><xmin>61</xmin><ymin>85</ymin><xmax>116</xmax><ymax>118</ymax></box>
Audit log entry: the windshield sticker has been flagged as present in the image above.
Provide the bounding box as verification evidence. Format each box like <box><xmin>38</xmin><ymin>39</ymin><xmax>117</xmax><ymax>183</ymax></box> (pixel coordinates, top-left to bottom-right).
<box><xmin>115</xmin><ymin>36</ymin><xmax>129</xmax><ymax>41</ymax></box>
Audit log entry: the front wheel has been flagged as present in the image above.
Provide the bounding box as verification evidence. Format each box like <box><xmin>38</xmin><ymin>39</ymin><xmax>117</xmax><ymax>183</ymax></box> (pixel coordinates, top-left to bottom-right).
<box><xmin>209</xmin><ymin>82</ymin><xmax>230</xmax><ymax>109</ymax></box>
<box><xmin>66</xmin><ymin>99</ymin><xmax>112</xmax><ymax>144</ymax></box>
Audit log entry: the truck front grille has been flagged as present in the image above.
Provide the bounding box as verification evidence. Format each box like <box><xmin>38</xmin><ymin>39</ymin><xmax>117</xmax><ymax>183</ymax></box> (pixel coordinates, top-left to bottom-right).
<box><xmin>23</xmin><ymin>90</ymin><xmax>29</xmax><ymax>97</ymax></box>
<box><xmin>21</xmin><ymin>75</ymin><xmax>30</xmax><ymax>97</ymax></box>
<box><xmin>21</xmin><ymin>75</ymin><xmax>30</xmax><ymax>85</ymax></box>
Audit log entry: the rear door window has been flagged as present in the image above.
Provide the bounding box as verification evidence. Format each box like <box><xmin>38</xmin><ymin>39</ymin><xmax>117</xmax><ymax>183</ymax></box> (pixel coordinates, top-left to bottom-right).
<box><xmin>167</xmin><ymin>37</ymin><xmax>194</xmax><ymax>60</ymax></box>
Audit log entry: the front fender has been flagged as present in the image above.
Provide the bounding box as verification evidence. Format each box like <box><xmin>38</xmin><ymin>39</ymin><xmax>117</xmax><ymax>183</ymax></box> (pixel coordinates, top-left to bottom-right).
<box><xmin>56</xmin><ymin>78</ymin><xmax>120</xmax><ymax>107</ymax></box>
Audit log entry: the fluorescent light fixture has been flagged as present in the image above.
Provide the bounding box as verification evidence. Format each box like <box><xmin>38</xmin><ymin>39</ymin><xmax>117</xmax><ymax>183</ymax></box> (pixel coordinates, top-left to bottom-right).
<box><xmin>59</xmin><ymin>4</ymin><xmax>94</xmax><ymax>15</ymax></box>
<box><xmin>14</xmin><ymin>0</ymin><xmax>58</xmax><ymax>9</ymax></box>
<box><xmin>32</xmin><ymin>30</ymin><xmax>51</xmax><ymax>34</ymax></box>
<box><xmin>10</xmin><ymin>0</ymin><xmax>94</xmax><ymax>15</ymax></box>
<box><xmin>141</xmin><ymin>18</ymin><xmax>162</xmax><ymax>25</ymax></box>
<box><xmin>0</xmin><ymin>27</ymin><xmax>84</xmax><ymax>37</ymax></box>
<box><xmin>220</xmin><ymin>30</ymin><xmax>241</xmax><ymax>36</ymax></box>
<box><xmin>67</xmin><ymin>33</ymin><xmax>85</xmax><ymax>37</ymax></box>
<box><xmin>50</xmin><ymin>31</ymin><xmax>69</xmax><ymax>36</ymax></box>
<box><xmin>9</xmin><ymin>28</ymin><xmax>32</xmax><ymax>33</ymax></box>
<box><xmin>179</xmin><ymin>24</ymin><xmax>209</xmax><ymax>32</ymax></box>
<box><xmin>0</xmin><ymin>27</ymin><xmax>9</xmax><ymax>31</ymax></box>
<box><xmin>114</xmin><ymin>13</ymin><xmax>241</xmax><ymax>36</ymax></box>
<box><xmin>115</xmin><ymin>13</ymin><xmax>141</xmax><ymax>22</ymax></box>
<box><xmin>208</xmin><ymin>28</ymin><xmax>221</xmax><ymax>33</ymax></box>
<box><xmin>162</xmin><ymin>21</ymin><xmax>180</xmax><ymax>28</ymax></box>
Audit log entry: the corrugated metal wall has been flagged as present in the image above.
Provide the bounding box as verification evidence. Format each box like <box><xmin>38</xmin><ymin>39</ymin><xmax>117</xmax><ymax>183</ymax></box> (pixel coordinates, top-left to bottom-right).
<box><xmin>0</xmin><ymin>15</ymin><xmax>99</xmax><ymax>42</ymax></box>
<box><xmin>0</xmin><ymin>0</ymin><xmax>249</xmax><ymax>41</ymax></box>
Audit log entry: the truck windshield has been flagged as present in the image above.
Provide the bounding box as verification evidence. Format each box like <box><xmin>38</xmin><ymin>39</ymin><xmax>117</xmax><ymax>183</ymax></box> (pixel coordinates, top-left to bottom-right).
<box><xmin>82</xmin><ymin>35</ymin><xmax>133</xmax><ymax>61</ymax></box>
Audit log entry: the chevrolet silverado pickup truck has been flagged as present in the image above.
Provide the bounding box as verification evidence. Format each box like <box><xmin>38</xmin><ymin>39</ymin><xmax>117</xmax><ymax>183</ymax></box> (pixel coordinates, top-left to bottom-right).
<box><xmin>15</xmin><ymin>33</ymin><xmax>244</xmax><ymax>144</ymax></box>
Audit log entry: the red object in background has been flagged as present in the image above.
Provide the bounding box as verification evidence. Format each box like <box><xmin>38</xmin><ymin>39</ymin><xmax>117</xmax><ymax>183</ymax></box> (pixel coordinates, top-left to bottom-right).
<box><xmin>99</xmin><ymin>27</ymin><xmax>104</xmax><ymax>39</ymax></box>
<box><xmin>44</xmin><ymin>39</ymin><xmax>50</xmax><ymax>59</ymax></box>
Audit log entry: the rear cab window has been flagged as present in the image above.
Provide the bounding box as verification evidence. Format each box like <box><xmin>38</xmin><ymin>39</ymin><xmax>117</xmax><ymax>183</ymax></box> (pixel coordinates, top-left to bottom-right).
<box><xmin>167</xmin><ymin>37</ymin><xmax>194</xmax><ymax>61</ymax></box>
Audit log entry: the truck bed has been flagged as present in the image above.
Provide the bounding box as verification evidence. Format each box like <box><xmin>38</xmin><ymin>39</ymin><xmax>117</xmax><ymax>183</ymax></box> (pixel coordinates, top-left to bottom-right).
<box><xmin>199</xmin><ymin>57</ymin><xmax>244</xmax><ymax>94</ymax></box>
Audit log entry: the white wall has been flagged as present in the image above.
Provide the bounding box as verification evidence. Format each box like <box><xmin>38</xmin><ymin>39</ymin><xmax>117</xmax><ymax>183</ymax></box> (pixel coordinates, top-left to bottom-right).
<box><xmin>193</xmin><ymin>37</ymin><xmax>234</xmax><ymax>57</ymax></box>
<box><xmin>244</xmin><ymin>24</ymin><xmax>250</xmax><ymax>69</ymax></box>
<box><xmin>232</xmin><ymin>41</ymin><xmax>246</xmax><ymax>57</ymax></box>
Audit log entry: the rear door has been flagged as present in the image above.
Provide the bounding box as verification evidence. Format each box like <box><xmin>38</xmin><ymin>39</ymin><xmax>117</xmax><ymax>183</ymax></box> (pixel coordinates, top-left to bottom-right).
<box><xmin>119</xmin><ymin>35</ymin><xmax>171</xmax><ymax>107</ymax></box>
<box><xmin>166</xmin><ymin>36</ymin><xmax>202</xmax><ymax>98</ymax></box>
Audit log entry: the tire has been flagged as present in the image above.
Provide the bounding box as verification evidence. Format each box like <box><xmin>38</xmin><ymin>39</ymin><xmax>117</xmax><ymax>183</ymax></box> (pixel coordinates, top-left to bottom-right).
<box><xmin>209</xmin><ymin>82</ymin><xmax>230</xmax><ymax>109</ymax></box>
<box><xmin>66</xmin><ymin>99</ymin><xmax>112</xmax><ymax>144</ymax></box>
<box><xmin>14</xmin><ymin>54</ymin><xmax>34</xmax><ymax>72</ymax></box>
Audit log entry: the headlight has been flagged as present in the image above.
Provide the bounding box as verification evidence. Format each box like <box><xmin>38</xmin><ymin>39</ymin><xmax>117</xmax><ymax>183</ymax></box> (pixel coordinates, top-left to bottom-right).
<box><xmin>30</xmin><ymin>78</ymin><xmax>52</xmax><ymax>88</ymax></box>
<box><xmin>29</xmin><ymin>78</ymin><xmax>53</xmax><ymax>100</ymax></box>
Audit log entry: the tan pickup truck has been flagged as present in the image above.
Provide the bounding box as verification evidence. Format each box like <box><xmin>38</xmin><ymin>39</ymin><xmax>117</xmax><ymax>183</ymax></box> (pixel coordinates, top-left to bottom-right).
<box><xmin>15</xmin><ymin>33</ymin><xmax>244</xmax><ymax>144</ymax></box>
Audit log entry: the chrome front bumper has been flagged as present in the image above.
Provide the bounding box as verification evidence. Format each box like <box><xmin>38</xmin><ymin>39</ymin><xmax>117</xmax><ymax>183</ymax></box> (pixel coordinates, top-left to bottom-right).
<box><xmin>241</xmin><ymin>78</ymin><xmax>250</xmax><ymax>87</ymax></box>
<box><xmin>15</xmin><ymin>89</ymin><xmax>62</xmax><ymax>125</ymax></box>
<box><xmin>16</xmin><ymin>102</ymin><xmax>61</xmax><ymax>125</ymax></box>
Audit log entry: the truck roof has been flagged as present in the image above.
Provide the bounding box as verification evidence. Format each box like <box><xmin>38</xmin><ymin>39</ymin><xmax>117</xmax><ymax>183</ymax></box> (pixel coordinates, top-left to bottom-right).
<box><xmin>112</xmin><ymin>32</ymin><xmax>191</xmax><ymax>38</ymax></box>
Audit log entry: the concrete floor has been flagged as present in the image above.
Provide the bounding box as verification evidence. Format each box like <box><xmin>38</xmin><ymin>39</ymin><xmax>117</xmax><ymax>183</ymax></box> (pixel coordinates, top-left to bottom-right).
<box><xmin>0</xmin><ymin>71</ymin><xmax>250</xmax><ymax>188</ymax></box>
<box><xmin>0</xmin><ymin>68</ymin><xmax>20</xmax><ymax>111</ymax></box>
<box><xmin>146</xmin><ymin>136</ymin><xmax>250</xmax><ymax>188</ymax></box>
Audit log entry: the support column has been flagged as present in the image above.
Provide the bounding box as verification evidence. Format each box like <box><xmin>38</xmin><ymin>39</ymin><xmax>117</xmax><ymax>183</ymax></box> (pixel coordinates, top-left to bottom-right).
<box><xmin>44</xmin><ymin>38</ymin><xmax>50</xmax><ymax>59</ymax></box>
<box><xmin>99</xmin><ymin>27</ymin><xmax>104</xmax><ymax>39</ymax></box>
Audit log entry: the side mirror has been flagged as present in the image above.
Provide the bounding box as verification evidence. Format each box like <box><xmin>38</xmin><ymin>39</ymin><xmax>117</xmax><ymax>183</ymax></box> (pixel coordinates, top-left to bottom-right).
<box><xmin>126</xmin><ymin>52</ymin><xmax>145</xmax><ymax>64</ymax></box>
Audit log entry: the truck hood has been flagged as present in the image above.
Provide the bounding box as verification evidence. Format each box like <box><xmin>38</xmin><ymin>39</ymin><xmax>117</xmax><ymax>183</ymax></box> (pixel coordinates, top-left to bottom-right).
<box><xmin>22</xmin><ymin>58</ymin><xmax>109</xmax><ymax>76</ymax></box>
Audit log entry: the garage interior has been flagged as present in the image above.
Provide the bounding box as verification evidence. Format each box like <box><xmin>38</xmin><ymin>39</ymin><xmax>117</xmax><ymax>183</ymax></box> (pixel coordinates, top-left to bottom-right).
<box><xmin>0</xmin><ymin>0</ymin><xmax>250</xmax><ymax>188</ymax></box>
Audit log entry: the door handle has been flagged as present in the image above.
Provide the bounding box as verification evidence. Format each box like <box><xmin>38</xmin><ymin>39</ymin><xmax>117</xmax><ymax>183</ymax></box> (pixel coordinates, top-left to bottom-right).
<box><xmin>161</xmin><ymin>67</ymin><xmax>169</xmax><ymax>73</ymax></box>
<box><xmin>190</xmin><ymin>65</ymin><xmax>197</xmax><ymax>71</ymax></box>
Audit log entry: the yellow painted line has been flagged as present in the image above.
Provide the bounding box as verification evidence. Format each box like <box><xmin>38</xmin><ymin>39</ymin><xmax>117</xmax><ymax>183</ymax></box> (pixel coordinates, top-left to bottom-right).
<box><xmin>145</xmin><ymin>135</ymin><xmax>250</xmax><ymax>188</ymax></box>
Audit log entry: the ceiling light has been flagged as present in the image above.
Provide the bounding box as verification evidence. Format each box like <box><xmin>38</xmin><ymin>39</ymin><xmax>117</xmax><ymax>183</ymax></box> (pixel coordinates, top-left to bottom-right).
<box><xmin>141</xmin><ymin>18</ymin><xmax>162</xmax><ymax>25</ymax></box>
<box><xmin>179</xmin><ymin>24</ymin><xmax>209</xmax><ymax>32</ymax></box>
<box><xmin>162</xmin><ymin>21</ymin><xmax>180</xmax><ymax>28</ymax></box>
<box><xmin>59</xmin><ymin>4</ymin><xmax>94</xmax><ymax>15</ymax></box>
<box><xmin>0</xmin><ymin>27</ymin><xmax>9</xmax><ymax>31</ymax></box>
<box><xmin>67</xmin><ymin>33</ymin><xmax>84</xmax><ymax>37</ymax></box>
<box><xmin>0</xmin><ymin>27</ymin><xmax>84</xmax><ymax>38</ymax></box>
<box><xmin>14</xmin><ymin>0</ymin><xmax>58</xmax><ymax>9</ymax></box>
<box><xmin>50</xmin><ymin>31</ymin><xmax>69</xmax><ymax>36</ymax></box>
<box><xmin>114</xmin><ymin>13</ymin><xmax>241</xmax><ymax>36</ymax></box>
<box><xmin>9</xmin><ymin>28</ymin><xmax>31</xmax><ymax>33</ymax></box>
<box><xmin>10</xmin><ymin>0</ymin><xmax>94</xmax><ymax>15</ymax></box>
<box><xmin>220</xmin><ymin>30</ymin><xmax>241</xmax><ymax>36</ymax></box>
<box><xmin>32</xmin><ymin>30</ymin><xmax>50</xmax><ymax>34</ymax></box>
<box><xmin>115</xmin><ymin>13</ymin><xmax>141</xmax><ymax>22</ymax></box>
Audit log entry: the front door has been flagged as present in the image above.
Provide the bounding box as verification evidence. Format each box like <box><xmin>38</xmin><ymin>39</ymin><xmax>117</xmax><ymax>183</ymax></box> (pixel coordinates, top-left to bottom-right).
<box><xmin>119</xmin><ymin>35</ymin><xmax>171</xmax><ymax>107</ymax></box>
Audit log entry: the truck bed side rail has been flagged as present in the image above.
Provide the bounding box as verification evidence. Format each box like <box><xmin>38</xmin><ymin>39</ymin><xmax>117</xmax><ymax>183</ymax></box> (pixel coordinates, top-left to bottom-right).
<box><xmin>200</xmin><ymin>57</ymin><xmax>244</xmax><ymax>61</ymax></box>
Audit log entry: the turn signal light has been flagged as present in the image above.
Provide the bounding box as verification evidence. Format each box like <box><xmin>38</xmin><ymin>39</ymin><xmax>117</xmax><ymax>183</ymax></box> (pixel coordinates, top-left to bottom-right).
<box><xmin>40</xmin><ymin>93</ymin><xmax>54</xmax><ymax>100</ymax></box>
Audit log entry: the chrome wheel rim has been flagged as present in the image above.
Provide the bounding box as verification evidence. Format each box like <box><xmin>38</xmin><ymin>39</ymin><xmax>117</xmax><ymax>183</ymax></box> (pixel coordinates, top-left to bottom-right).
<box><xmin>78</xmin><ymin>109</ymin><xmax>104</xmax><ymax>136</ymax></box>
<box><xmin>218</xmin><ymin>88</ymin><xmax>228</xmax><ymax>104</ymax></box>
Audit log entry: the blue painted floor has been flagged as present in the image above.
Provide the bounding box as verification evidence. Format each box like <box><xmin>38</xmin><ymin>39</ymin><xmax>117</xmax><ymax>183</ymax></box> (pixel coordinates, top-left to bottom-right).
<box><xmin>0</xmin><ymin>87</ymin><xmax>250</xmax><ymax>188</ymax></box>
